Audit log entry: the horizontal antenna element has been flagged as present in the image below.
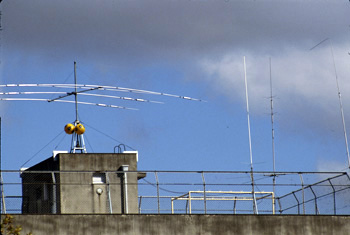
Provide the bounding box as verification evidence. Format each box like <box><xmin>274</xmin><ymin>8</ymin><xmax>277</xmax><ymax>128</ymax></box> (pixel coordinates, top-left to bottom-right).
<box><xmin>0</xmin><ymin>83</ymin><xmax>204</xmax><ymax>111</ymax></box>
<box><xmin>0</xmin><ymin>84</ymin><xmax>205</xmax><ymax>102</ymax></box>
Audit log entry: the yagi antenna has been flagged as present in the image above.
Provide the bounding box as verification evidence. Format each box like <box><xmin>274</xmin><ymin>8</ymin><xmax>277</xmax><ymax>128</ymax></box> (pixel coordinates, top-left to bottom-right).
<box><xmin>0</xmin><ymin>61</ymin><xmax>205</xmax><ymax>154</ymax></box>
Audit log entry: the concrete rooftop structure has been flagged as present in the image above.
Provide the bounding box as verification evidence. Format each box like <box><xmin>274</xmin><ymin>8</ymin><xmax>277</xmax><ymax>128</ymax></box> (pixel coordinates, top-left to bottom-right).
<box><xmin>21</xmin><ymin>152</ymin><xmax>144</xmax><ymax>214</ymax></box>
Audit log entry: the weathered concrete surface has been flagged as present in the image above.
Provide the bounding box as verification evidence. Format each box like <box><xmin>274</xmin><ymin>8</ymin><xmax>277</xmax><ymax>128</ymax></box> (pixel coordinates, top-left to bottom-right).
<box><xmin>2</xmin><ymin>214</ymin><xmax>350</xmax><ymax>235</ymax></box>
<box><xmin>21</xmin><ymin>153</ymin><xmax>139</xmax><ymax>214</ymax></box>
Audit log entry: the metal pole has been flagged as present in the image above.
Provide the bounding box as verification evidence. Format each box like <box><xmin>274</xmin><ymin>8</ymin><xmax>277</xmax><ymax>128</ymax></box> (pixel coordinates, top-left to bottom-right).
<box><xmin>269</xmin><ymin>58</ymin><xmax>277</xmax><ymax>210</ymax></box>
<box><xmin>233</xmin><ymin>197</ymin><xmax>237</xmax><ymax>214</ymax></box>
<box><xmin>51</xmin><ymin>172</ymin><xmax>57</xmax><ymax>214</ymax></box>
<box><xmin>106</xmin><ymin>172</ymin><xmax>113</xmax><ymax>213</ymax></box>
<box><xmin>138</xmin><ymin>196</ymin><xmax>142</xmax><ymax>214</ymax></box>
<box><xmin>171</xmin><ymin>198</ymin><xmax>174</xmax><ymax>214</ymax></box>
<box><xmin>201</xmin><ymin>172</ymin><xmax>207</xmax><ymax>214</ymax></box>
<box><xmin>243</xmin><ymin>57</ymin><xmax>258</xmax><ymax>214</ymax></box>
<box><xmin>189</xmin><ymin>191</ymin><xmax>192</xmax><ymax>214</ymax></box>
<box><xmin>277</xmin><ymin>198</ymin><xmax>283</xmax><ymax>214</ymax></box>
<box><xmin>299</xmin><ymin>174</ymin><xmax>305</xmax><ymax>215</ymax></box>
<box><xmin>310</xmin><ymin>39</ymin><xmax>350</xmax><ymax>168</ymax></box>
<box><xmin>122</xmin><ymin>166</ymin><xmax>129</xmax><ymax>214</ymax></box>
<box><xmin>292</xmin><ymin>192</ymin><xmax>300</xmax><ymax>215</ymax></box>
<box><xmin>309</xmin><ymin>186</ymin><xmax>319</xmax><ymax>215</ymax></box>
<box><xmin>74</xmin><ymin>61</ymin><xmax>78</xmax><ymax>122</ymax></box>
<box><xmin>328</xmin><ymin>179</ymin><xmax>336</xmax><ymax>215</ymax></box>
<box><xmin>330</xmin><ymin>43</ymin><xmax>350</xmax><ymax>169</ymax></box>
<box><xmin>155</xmin><ymin>172</ymin><xmax>160</xmax><ymax>214</ymax></box>
<box><xmin>0</xmin><ymin>175</ymin><xmax>5</xmax><ymax>214</ymax></box>
<box><xmin>272</xmin><ymin>192</ymin><xmax>275</xmax><ymax>215</ymax></box>
<box><xmin>185</xmin><ymin>200</ymin><xmax>189</xmax><ymax>214</ymax></box>
<box><xmin>0</xmin><ymin>117</ymin><xmax>6</xmax><ymax>214</ymax></box>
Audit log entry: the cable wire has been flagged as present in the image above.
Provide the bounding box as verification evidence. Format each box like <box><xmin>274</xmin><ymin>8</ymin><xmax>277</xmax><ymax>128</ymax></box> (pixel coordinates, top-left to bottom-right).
<box><xmin>141</xmin><ymin>178</ymin><xmax>187</xmax><ymax>194</ymax></box>
<box><xmin>54</xmin><ymin>132</ymin><xmax>67</xmax><ymax>150</ymax></box>
<box><xmin>84</xmin><ymin>133</ymin><xmax>95</xmax><ymax>153</ymax></box>
<box><xmin>82</xmin><ymin>121</ymin><xmax>136</xmax><ymax>150</ymax></box>
<box><xmin>20</xmin><ymin>131</ymin><xmax>65</xmax><ymax>168</ymax></box>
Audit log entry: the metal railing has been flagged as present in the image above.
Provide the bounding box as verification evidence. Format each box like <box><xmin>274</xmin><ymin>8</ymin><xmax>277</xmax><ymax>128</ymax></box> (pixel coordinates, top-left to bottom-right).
<box><xmin>1</xmin><ymin>170</ymin><xmax>350</xmax><ymax>215</ymax></box>
<box><xmin>276</xmin><ymin>173</ymin><xmax>350</xmax><ymax>214</ymax></box>
<box><xmin>170</xmin><ymin>191</ymin><xmax>274</xmax><ymax>214</ymax></box>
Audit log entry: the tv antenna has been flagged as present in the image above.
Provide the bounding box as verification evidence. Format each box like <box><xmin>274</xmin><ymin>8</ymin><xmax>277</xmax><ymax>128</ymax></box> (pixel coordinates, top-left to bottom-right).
<box><xmin>0</xmin><ymin>61</ymin><xmax>204</xmax><ymax>153</ymax></box>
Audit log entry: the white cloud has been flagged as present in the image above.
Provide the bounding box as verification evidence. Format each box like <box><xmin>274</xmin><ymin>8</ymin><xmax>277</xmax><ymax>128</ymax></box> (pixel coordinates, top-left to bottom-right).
<box><xmin>198</xmin><ymin>44</ymin><xmax>350</xmax><ymax>135</ymax></box>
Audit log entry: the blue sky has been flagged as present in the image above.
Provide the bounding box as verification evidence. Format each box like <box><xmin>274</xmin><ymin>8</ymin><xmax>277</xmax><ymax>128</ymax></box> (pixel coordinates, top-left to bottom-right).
<box><xmin>1</xmin><ymin>0</ymin><xmax>350</xmax><ymax>173</ymax></box>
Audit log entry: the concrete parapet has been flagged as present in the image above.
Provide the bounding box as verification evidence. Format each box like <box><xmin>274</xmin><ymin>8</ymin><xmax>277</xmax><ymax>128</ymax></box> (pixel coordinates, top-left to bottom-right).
<box><xmin>2</xmin><ymin>214</ymin><xmax>350</xmax><ymax>235</ymax></box>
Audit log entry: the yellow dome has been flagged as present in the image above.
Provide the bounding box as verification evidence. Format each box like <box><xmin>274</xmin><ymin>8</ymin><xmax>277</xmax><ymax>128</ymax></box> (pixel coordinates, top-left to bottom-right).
<box><xmin>75</xmin><ymin>123</ymin><xmax>85</xmax><ymax>135</ymax></box>
<box><xmin>64</xmin><ymin>123</ymin><xmax>75</xmax><ymax>134</ymax></box>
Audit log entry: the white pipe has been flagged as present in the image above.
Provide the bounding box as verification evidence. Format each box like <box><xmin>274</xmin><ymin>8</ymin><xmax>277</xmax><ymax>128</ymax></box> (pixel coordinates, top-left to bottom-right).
<box><xmin>122</xmin><ymin>165</ymin><xmax>129</xmax><ymax>214</ymax></box>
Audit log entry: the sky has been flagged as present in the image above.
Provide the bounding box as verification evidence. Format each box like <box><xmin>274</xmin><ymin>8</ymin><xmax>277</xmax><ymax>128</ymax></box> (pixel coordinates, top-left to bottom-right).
<box><xmin>1</xmin><ymin>0</ymin><xmax>350</xmax><ymax>174</ymax></box>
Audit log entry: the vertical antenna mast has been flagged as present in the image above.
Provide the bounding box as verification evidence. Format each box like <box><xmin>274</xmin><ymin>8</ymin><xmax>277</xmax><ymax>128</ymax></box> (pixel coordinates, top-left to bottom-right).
<box><xmin>243</xmin><ymin>56</ymin><xmax>258</xmax><ymax>214</ymax></box>
<box><xmin>71</xmin><ymin>61</ymin><xmax>87</xmax><ymax>153</ymax></box>
<box><xmin>269</xmin><ymin>58</ymin><xmax>276</xmax><ymax>208</ymax></box>
<box><xmin>74</xmin><ymin>61</ymin><xmax>78</xmax><ymax>122</ymax></box>
<box><xmin>330</xmin><ymin>43</ymin><xmax>350</xmax><ymax>169</ymax></box>
<box><xmin>310</xmin><ymin>39</ymin><xmax>350</xmax><ymax>168</ymax></box>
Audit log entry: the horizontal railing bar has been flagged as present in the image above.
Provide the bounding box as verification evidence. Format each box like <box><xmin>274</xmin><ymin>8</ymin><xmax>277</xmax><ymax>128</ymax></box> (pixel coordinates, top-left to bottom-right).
<box><xmin>2</xmin><ymin>170</ymin><xmax>347</xmax><ymax>175</ymax></box>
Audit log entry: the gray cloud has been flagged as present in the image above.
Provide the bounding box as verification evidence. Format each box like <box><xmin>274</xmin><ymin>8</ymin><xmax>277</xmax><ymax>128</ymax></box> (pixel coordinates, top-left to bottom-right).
<box><xmin>3</xmin><ymin>1</ymin><xmax>350</xmax><ymax>64</ymax></box>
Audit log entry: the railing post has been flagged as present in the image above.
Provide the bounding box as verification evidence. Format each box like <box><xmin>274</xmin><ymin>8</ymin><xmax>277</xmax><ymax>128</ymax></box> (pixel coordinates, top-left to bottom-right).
<box><xmin>272</xmin><ymin>192</ymin><xmax>275</xmax><ymax>215</ymax></box>
<box><xmin>309</xmin><ymin>186</ymin><xmax>318</xmax><ymax>215</ymax></box>
<box><xmin>171</xmin><ymin>198</ymin><xmax>174</xmax><ymax>214</ymax></box>
<box><xmin>138</xmin><ymin>196</ymin><xmax>142</xmax><ymax>214</ymax></box>
<box><xmin>155</xmin><ymin>172</ymin><xmax>160</xmax><ymax>214</ymax></box>
<box><xmin>299</xmin><ymin>173</ymin><xmax>305</xmax><ymax>215</ymax></box>
<box><xmin>189</xmin><ymin>191</ymin><xmax>192</xmax><ymax>214</ymax></box>
<box><xmin>201</xmin><ymin>172</ymin><xmax>207</xmax><ymax>214</ymax></box>
<box><xmin>233</xmin><ymin>197</ymin><xmax>237</xmax><ymax>214</ymax></box>
<box><xmin>276</xmin><ymin>197</ymin><xmax>283</xmax><ymax>214</ymax></box>
<box><xmin>292</xmin><ymin>192</ymin><xmax>300</xmax><ymax>214</ymax></box>
<box><xmin>328</xmin><ymin>179</ymin><xmax>336</xmax><ymax>215</ymax></box>
<box><xmin>186</xmin><ymin>200</ymin><xmax>189</xmax><ymax>214</ymax></box>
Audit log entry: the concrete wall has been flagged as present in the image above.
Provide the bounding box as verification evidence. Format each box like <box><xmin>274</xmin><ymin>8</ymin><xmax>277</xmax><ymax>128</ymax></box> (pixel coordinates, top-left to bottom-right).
<box><xmin>3</xmin><ymin>214</ymin><xmax>350</xmax><ymax>235</ymax></box>
<box><xmin>58</xmin><ymin>153</ymin><xmax>139</xmax><ymax>214</ymax></box>
<box><xmin>21</xmin><ymin>153</ymin><xmax>140</xmax><ymax>214</ymax></box>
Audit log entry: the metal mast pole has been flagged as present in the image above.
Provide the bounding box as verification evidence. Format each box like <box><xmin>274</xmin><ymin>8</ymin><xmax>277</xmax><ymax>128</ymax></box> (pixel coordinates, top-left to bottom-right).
<box><xmin>330</xmin><ymin>43</ymin><xmax>350</xmax><ymax>169</ymax></box>
<box><xmin>71</xmin><ymin>61</ymin><xmax>86</xmax><ymax>153</ymax></box>
<box><xmin>243</xmin><ymin>57</ymin><xmax>258</xmax><ymax>214</ymax></box>
<box><xmin>269</xmin><ymin>58</ymin><xmax>276</xmax><ymax>209</ymax></box>
<box><xmin>310</xmin><ymin>39</ymin><xmax>350</xmax><ymax>169</ymax></box>
<box><xmin>0</xmin><ymin>117</ymin><xmax>6</xmax><ymax>214</ymax></box>
<box><xmin>74</xmin><ymin>61</ymin><xmax>78</xmax><ymax>122</ymax></box>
